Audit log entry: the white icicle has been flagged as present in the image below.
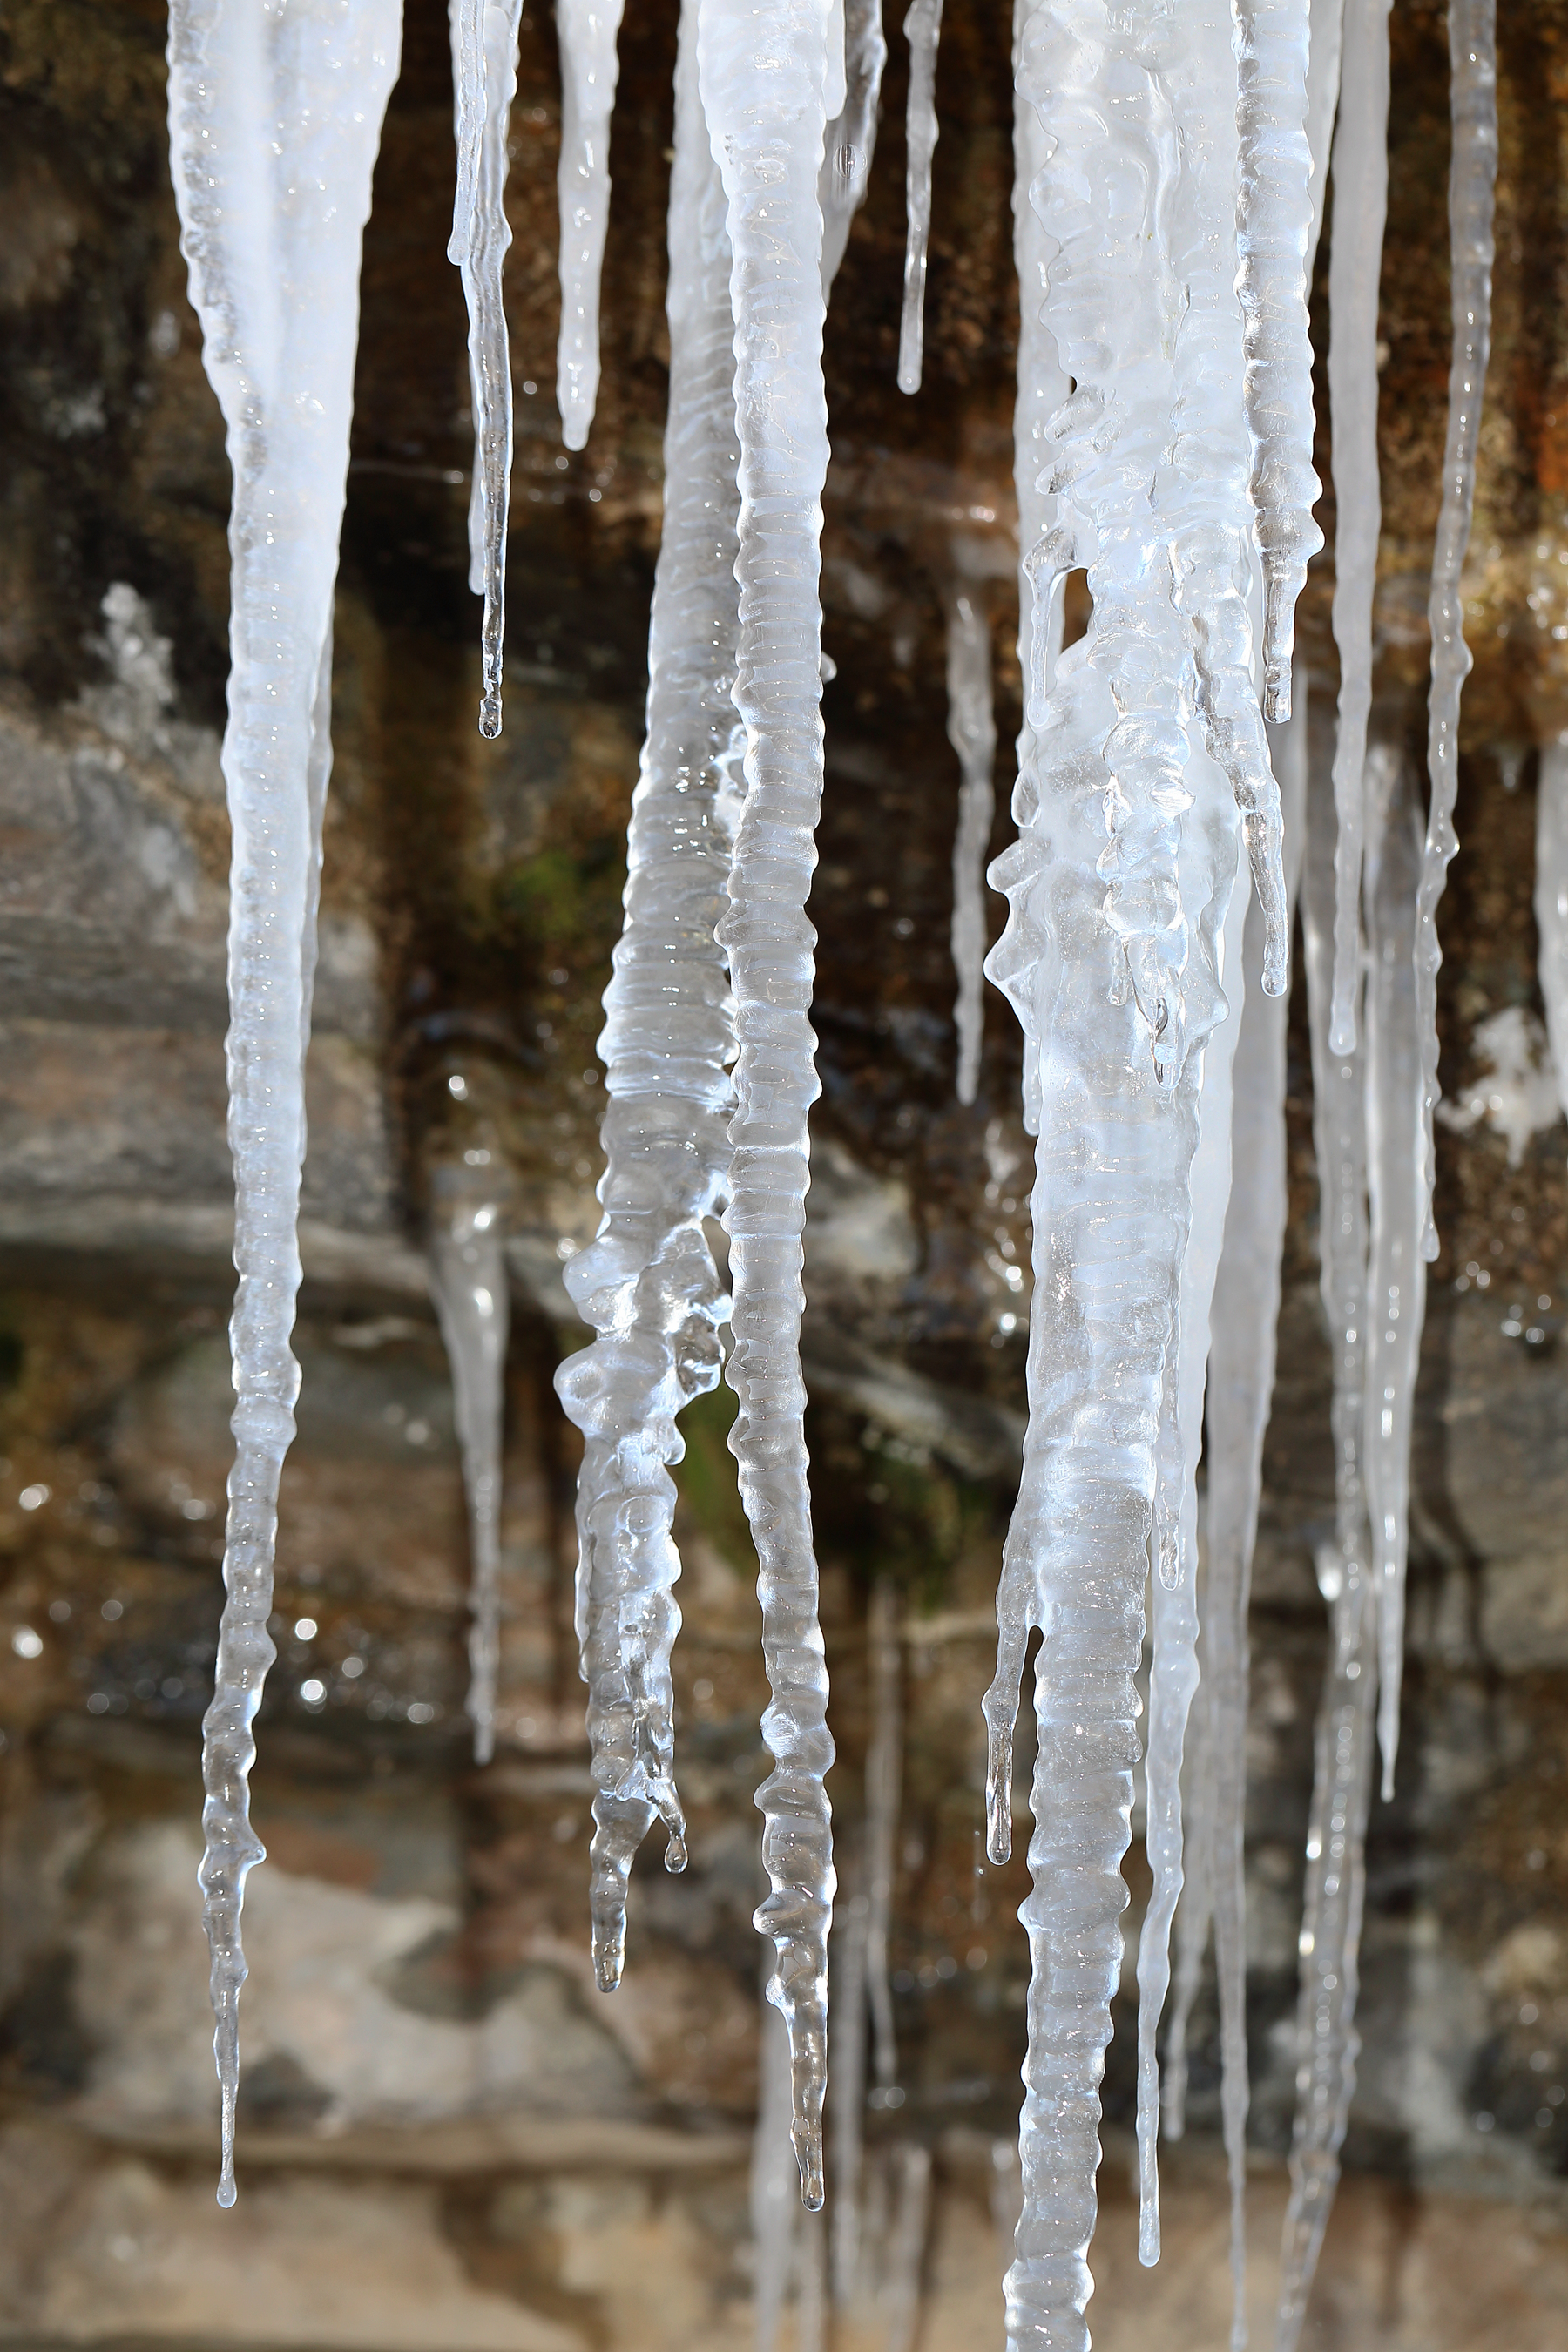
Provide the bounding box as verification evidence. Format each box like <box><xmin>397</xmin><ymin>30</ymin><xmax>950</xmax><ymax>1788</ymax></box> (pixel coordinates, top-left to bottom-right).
<box><xmin>1324</xmin><ymin>0</ymin><xmax>1392</xmax><ymax>1057</ymax></box>
<box><xmin>555</xmin><ymin>0</ymin><xmax>626</xmax><ymax>449</ymax></box>
<box><xmin>166</xmin><ymin>0</ymin><xmax>402</xmax><ymax>2208</ymax></box>
<box><xmin>449</xmin><ymin>0</ymin><xmax>525</xmax><ymax>737</ymax></box>
<box><xmin>429</xmin><ymin>1169</ymin><xmax>510</xmax><ymax>1766</ymax></box>
<box><xmin>1416</xmin><ymin>0</ymin><xmax>1497</xmax><ymax>1258</ymax></box>
<box><xmin>896</xmin><ymin>0</ymin><xmax>943</xmax><ymax>395</ymax></box>
<box><xmin>1362</xmin><ymin>744</ymin><xmax>1424</xmax><ymax>1800</ymax></box>
<box><xmin>697</xmin><ymin>0</ymin><xmax>838</xmax><ymax>2211</ymax></box>
<box><xmin>948</xmin><ymin>591</ymin><xmax>997</xmax><ymax>1106</ymax></box>
<box><xmin>1136</xmin><ymin>787</ymin><xmax>1250</xmax><ymax>2272</ymax></box>
<box><xmin>1303</xmin><ymin>0</ymin><xmax>1347</xmax><ymax>267</ymax></box>
<box><xmin>1535</xmin><ymin>742</ymin><xmax>1568</xmax><ymax>1119</ymax></box>
<box><xmin>1231</xmin><ymin>1</ymin><xmax>1323</xmax><ymax>722</ymax></box>
<box><xmin>553</xmin><ymin>0</ymin><xmax>741</xmax><ymax>1987</ymax></box>
<box><xmin>821</xmin><ymin>0</ymin><xmax>886</xmax><ymax>288</ymax></box>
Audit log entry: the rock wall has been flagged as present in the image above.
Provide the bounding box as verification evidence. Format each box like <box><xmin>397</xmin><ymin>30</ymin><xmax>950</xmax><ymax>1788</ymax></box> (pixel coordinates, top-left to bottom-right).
<box><xmin>1</xmin><ymin>2</ymin><xmax>1567</xmax><ymax>2346</ymax></box>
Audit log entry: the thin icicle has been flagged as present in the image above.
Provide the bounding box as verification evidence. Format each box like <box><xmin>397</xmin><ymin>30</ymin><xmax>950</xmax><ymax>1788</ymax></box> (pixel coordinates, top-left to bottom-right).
<box><xmin>166</xmin><ymin>0</ymin><xmax>402</xmax><ymax>2207</ymax></box>
<box><xmin>698</xmin><ymin>0</ymin><xmax>838</xmax><ymax>2211</ymax></box>
<box><xmin>555</xmin><ymin>0</ymin><xmax>625</xmax><ymax>449</ymax></box>
<box><xmin>1160</xmin><ymin>1635</ymin><xmax>1212</xmax><ymax>2144</ymax></box>
<box><xmin>1325</xmin><ymin>0</ymin><xmax>1392</xmax><ymax>1057</ymax></box>
<box><xmin>896</xmin><ymin>0</ymin><xmax>943</xmax><ymax>395</ymax></box>
<box><xmin>1231</xmin><ymin>1</ymin><xmax>1322</xmax><ymax>722</ymax></box>
<box><xmin>948</xmin><ymin>591</ymin><xmax>997</xmax><ymax>1105</ymax></box>
<box><xmin>429</xmin><ymin>1165</ymin><xmax>510</xmax><ymax>1765</ymax></box>
<box><xmin>1303</xmin><ymin>0</ymin><xmax>1347</xmax><ymax>267</ymax></box>
<box><xmin>866</xmin><ymin>1578</ymin><xmax>902</xmax><ymax>2096</ymax></box>
<box><xmin>821</xmin><ymin>0</ymin><xmax>888</xmax><ymax>290</ymax></box>
<box><xmin>449</xmin><ymin>0</ymin><xmax>525</xmax><ymax>738</ymax></box>
<box><xmin>553</xmin><ymin>0</ymin><xmax>740</xmax><ymax>1988</ymax></box>
<box><xmin>1535</xmin><ymin>742</ymin><xmax>1568</xmax><ymax>1119</ymax></box>
<box><xmin>1416</xmin><ymin>1</ymin><xmax>1497</xmax><ymax>1257</ymax></box>
<box><xmin>1136</xmin><ymin>801</ymin><xmax>1251</xmax><ymax>2271</ymax></box>
<box><xmin>1362</xmin><ymin>745</ymin><xmax>1424</xmax><ymax>1799</ymax></box>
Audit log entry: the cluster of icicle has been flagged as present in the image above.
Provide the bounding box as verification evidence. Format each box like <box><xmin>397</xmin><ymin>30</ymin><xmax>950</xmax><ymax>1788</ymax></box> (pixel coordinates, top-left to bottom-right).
<box><xmin>167</xmin><ymin>0</ymin><xmax>1506</xmax><ymax>2345</ymax></box>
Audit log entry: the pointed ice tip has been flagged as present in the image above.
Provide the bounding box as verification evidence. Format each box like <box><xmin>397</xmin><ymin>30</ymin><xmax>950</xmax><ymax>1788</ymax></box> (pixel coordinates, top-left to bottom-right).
<box><xmin>1264</xmin><ymin>663</ymin><xmax>1291</xmax><ymax>724</ymax></box>
<box><xmin>794</xmin><ymin>2124</ymin><xmax>825</xmax><ymax>2212</ymax></box>
<box><xmin>593</xmin><ymin>1947</ymin><xmax>623</xmax><ymax>1993</ymax></box>
<box><xmin>217</xmin><ymin>2176</ymin><xmax>237</xmax><ymax>2209</ymax></box>
<box><xmin>663</xmin><ymin>1828</ymin><xmax>688</xmax><ymax>1874</ymax></box>
<box><xmin>479</xmin><ymin>694</ymin><xmax>502</xmax><ymax>740</ymax></box>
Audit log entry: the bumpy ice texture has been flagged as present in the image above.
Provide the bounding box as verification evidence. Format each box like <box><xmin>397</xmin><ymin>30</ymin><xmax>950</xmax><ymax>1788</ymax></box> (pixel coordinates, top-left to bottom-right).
<box><xmin>897</xmin><ymin>0</ymin><xmax>943</xmax><ymax>395</ymax></box>
<box><xmin>448</xmin><ymin>0</ymin><xmax>525</xmax><ymax>738</ymax></box>
<box><xmin>556</xmin><ymin>0</ymin><xmax>626</xmax><ymax>449</ymax></box>
<box><xmin>947</xmin><ymin>591</ymin><xmax>998</xmax><ymax>1106</ymax></box>
<box><xmin>166</xmin><ymin>0</ymin><xmax>402</xmax><ymax>2207</ymax></box>
<box><xmin>553</xmin><ymin>0</ymin><xmax>742</xmax><ymax>1990</ymax></box>
<box><xmin>697</xmin><ymin>0</ymin><xmax>839</xmax><ymax>2212</ymax></box>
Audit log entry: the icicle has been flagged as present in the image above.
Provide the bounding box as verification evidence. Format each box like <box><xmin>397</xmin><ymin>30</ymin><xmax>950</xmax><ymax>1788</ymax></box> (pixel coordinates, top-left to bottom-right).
<box><xmin>754</xmin><ymin>1984</ymin><xmax>801</xmax><ymax>2352</ymax></box>
<box><xmin>1303</xmin><ymin>0</ymin><xmax>1347</xmax><ymax>267</ymax></box>
<box><xmin>1535</xmin><ymin>743</ymin><xmax>1568</xmax><ymax>1119</ymax></box>
<box><xmin>1136</xmin><ymin>798</ymin><xmax>1250</xmax><ymax>2272</ymax></box>
<box><xmin>1231</xmin><ymin>3</ymin><xmax>1322</xmax><ymax>722</ymax></box>
<box><xmin>882</xmin><ymin>2144</ymin><xmax>932</xmax><ymax>2352</ymax></box>
<box><xmin>866</xmin><ymin>1578</ymin><xmax>902</xmax><ymax>2096</ymax></box>
<box><xmin>166</xmin><ymin>0</ymin><xmax>402</xmax><ymax>2208</ymax></box>
<box><xmin>555</xmin><ymin>0</ymin><xmax>626</xmax><ymax>449</ymax></box>
<box><xmin>1416</xmin><ymin>2</ymin><xmax>1497</xmax><ymax>1257</ymax></box>
<box><xmin>948</xmin><ymin>591</ymin><xmax>997</xmax><ymax>1107</ymax></box>
<box><xmin>449</xmin><ymin>0</ymin><xmax>525</xmax><ymax>738</ymax></box>
<box><xmin>1324</xmin><ymin>0</ymin><xmax>1392</xmax><ymax>1058</ymax></box>
<box><xmin>429</xmin><ymin>1163</ymin><xmax>510</xmax><ymax>1766</ymax></box>
<box><xmin>1160</xmin><ymin>1639</ymin><xmax>1212</xmax><ymax>2145</ymax></box>
<box><xmin>896</xmin><ymin>0</ymin><xmax>943</xmax><ymax>395</ymax></box>
<box><xmin>553</xmin><ymin>0</ymin><xmax>741</xmax><ymax>1988</ymax></box>
<box><xmin>821</xmin><ymin>0</ymin><xmax>887</xmax><ymax>290</ymax></box>
<box><xmin>698</xmin><ymin>0</ymin><xmax>838</xmax><ymax>2212</ymax></box>
<box><xmin>1362</xmin><ymin>744</ymin><xmax>1424</xmax><ymax>1800</ymax></box>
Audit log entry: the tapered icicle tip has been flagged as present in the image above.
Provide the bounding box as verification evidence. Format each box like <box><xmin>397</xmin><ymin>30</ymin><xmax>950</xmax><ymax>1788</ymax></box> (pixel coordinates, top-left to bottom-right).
<box><xmin>1264</xmin><ymin>655</ymin><xmax>1293</xmax><ymax>725</ymax></box>
<box><xmin>479</xmin><ymin>690</ymin><xmax>502</xmax><ymax>739</ymax></box>
<box><xmin>1139</xmin><ymin>2201</ymin><xmax>1159</xmax><ymax>2268</ymax></box>
<box><xmin>593</xmin><ymin>1936</ymin><xmax>624</xmax><ymax>1994</ymax></box>
<box><xmin>794</xmin><ymin>2118</ymin><xmax>825</xmax><ymax>2213</ymax></box>
<box><xmin>984</xmin><ymin>1732</ymin><xmax>1013</xmax><ymax>1864</ymax></box>
<box><xmin>217</xmin><ymin>2079</ymin><xmax>237</xmax><ymax>2207</ymax></box>
<box><xmin>664</xmin><ymin>1827</ymin><xmax>688</xmax><ymax>1873</ymax></box>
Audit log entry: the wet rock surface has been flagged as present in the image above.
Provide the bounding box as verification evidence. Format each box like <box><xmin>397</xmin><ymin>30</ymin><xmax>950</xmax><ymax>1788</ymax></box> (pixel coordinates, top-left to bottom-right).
<box><xmin>1</xmin><ymin>0</ymin><xmax>1568</xmax><ymax>2345</ymax></box>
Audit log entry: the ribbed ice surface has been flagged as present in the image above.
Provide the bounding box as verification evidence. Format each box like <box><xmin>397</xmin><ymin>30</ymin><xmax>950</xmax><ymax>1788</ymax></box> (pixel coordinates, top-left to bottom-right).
<box><xmin>556</xmin><ymin>0</ymin><xmax>625</xmax><ymax>449</ymax></box>
<box><xmin>448</xmin><ymin>0</ymin><xmax>525</xmax><ymax>738</ymax></box>
<box><xmin>947</xmin><ymin>591</ymin><xmax>997</xmax><ymax>1106</ymax></box>
<box><xmin>1232</xmin><ymin>1</ymin><xmax>1322</xmax><ymax>722</ymax></box>
<box><xmin>429</xmin><ymin>1168</ymin><xmax>510</xmax><ymax>1766</ymax></box>
<box><xmin>821</xmin><ymin>0</ymin><xmax>887</xmax><ymax>288</ymax></box>
<box><xmin>1325</xmin><ymin>0</ymin><xmax>1392</xmax><ymax>1057</ymax></box>
<box><xmin>1416</xmin><ymin>1</ymin><xmax>1497</xmax><ymax>1258</ymax></box>
<box><xmin>166</xmin><ymin>0</ymin><xmax>402</xmax><ymax>2208</ymax></box>
<box><xmin>553</xmin><ymin>0</ymin><xmax>741</xmax><ymax>1989</ymax></box>
<box><xmin>896</xmin><ymin>0</ymin><xmax>943</xmax><ymax>395</ymax></box>
<box><xmin>697</xmin><ymin>0</ymin><xmax>838</xmax><ymax>2212</ymax></box>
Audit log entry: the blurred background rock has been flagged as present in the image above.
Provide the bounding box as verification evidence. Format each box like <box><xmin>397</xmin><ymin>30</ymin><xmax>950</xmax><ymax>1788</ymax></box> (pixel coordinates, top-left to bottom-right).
<box><xmin>1</xmin><ymin>2</ymin><xmax>1567</xmax><ymax>2345</ymax></box>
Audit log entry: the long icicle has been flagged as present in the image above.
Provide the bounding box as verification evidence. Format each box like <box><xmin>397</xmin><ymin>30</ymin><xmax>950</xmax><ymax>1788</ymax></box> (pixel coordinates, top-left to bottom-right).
<box><xmin>821</xmin><ymin>0</ymin><xmax>888</xmax><ymax>288</ymax></box>
<box><xmin>948</xmin><ymin>590</ymin><xmax>997</xmax><ymax>1107</ymax></box>
<box><xmin>556</xmin><ymin>0</ymin><xmax>626</xmax><ymax>449</ymax></box>
<box><xmin>1231</xmin><ymin>0</ymin><xmax>1322</xmax><ymax>723</ymax></box>
<box><xmin>1324</xmin><ymin>0</ymin><xmax>1391</xmax><ymax>1057</ymax></box>
<box><xmin>166</xmin><ymin>0</ymin><xmax>402</xmax><ymax>2207</ymax></box>
<box><xmin>697</xmin><ymin>0</ymin><xmax>838</xmax><ymax>2211</ymax></box>
<box><xmin>1275</xmin><ymin>719</ymin><xmax>1375</xmax><ymax>2351</ymax></box>
<box><xmin>896</xmin><ymin>0</ymin><xmax>943</xmax><ymax>395</ymax></box>
<box><xmin>449</xmin><ymin>0</ymin><xmax>525</xmax><ymax>737</ymax></box>
<box><xmin>429</xmin><ymin>1157</ymin><xmax>510</xmax><ymax>1766</ymax></box>
<box><xmin>553</xmin><ymin>0</ymin><xmax>742</xmax><ymax>1987</ymax></box>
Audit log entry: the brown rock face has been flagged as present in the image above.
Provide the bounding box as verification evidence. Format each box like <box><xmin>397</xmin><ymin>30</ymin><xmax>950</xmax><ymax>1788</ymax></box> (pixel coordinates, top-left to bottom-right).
<box><xmin>1</xmin><ymin>2</ymin><xmax>1567</xmax><ymax>2344</ymax></box>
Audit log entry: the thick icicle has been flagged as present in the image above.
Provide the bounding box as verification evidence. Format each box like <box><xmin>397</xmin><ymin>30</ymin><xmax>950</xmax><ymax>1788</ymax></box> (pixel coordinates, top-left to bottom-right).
<box><xmin>1362</xmin><ymin>744</ymin><xmax>1424</xmax><ymax>1799</ymax></box>
<box><xmin>697</xmin><ymin>0</ymin><xmax>838</xmax><ymax>2212</ymax></box>
<box><xmin>1535</xmin><ymin>743</ymin><xmax>1568</xmax><ymax>1119</ymax></box>
<box><xmin>1416</xmin><ymin>1</ymin><xmax>1497</xmax><ymax>1257</ymax></box>
<box><xmin>553</xmin><ymin>0</ymin><xmax>741</xmax><ymax>1987</ymax></box>
<box><xmin>948</xmin><ymin>591</ymin><xmax>997</xmax><ymax>1106</ymax></box>
<box><xmin>1231</xmin><ymin>3</ymin><xmax>1322</xmax><ymax>721</ymax></box>
<box><xmin>449</xmin><ymin>0</ymin><xmax>525</xmax><ymax>738</ymax></box>
<box><xmin>429</xmin><ymin>1164</ymin><xmax>510</xmax><ymax>1765</ymax></box>
<box><xmin>166</xmin><ymin>0</ymin><xmax>402</xmax><ymax>2207</ymax></box>
<box><xmin>981</xmin><ymin>1</ymin><xmax>1282</xmax><ymax>2335</ymax></box>
<box><xmin>555</xmin><ymin>0</ymin><xmax>625</xmax><ymax>449</ymax></box>
<box><xmin>1136</xmin><ymin>811</ymin><xmax>1250</xmax><ymax>2272</ymax></box>
<box><xmin>1276</xmin><ymin>700</ymin><xmax>1373</xmax><ymax>2351</ymax></box>
<box><xmin>820</xmin><ymin>0</ymin><xmax>888</xmax><ymax>289</ymax></box>
<box><xmin>896</xmin><ymin>0</ymin><xmax>943</xmax><ymax>395</ymax></box>
<box><xmin>1324</xmin><ymin>0</ymin><xmax>1392</xmax><ymax>1057</ymax></box>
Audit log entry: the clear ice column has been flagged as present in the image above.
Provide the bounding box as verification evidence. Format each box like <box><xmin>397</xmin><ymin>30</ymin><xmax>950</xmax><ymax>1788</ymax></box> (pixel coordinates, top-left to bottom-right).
<box><xmin>166</xmin><ymin>0</ymin><xmax>402</xmax><ymax>2206</ymax></box>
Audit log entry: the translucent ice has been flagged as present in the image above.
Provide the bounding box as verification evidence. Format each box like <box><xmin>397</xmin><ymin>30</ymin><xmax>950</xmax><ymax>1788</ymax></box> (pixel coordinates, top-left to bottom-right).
<box><xmin>166</xmin><ymin>0</ymin><xmax>402</xmax><ymax>2207</ymax></box>
<box><xmin>821</xmin><ymin>0</ymin><xmax>887</xmax><ymax>289</ymax></box>
<box><xmin>897</xmin><ymin>0</ymin><xmax>943</xmax><ymax>395</ymax></box>
<box><xmin>556</xmin><ymin>0</ymin><xmax>626</xmax><ymax>448</ymax></box>
<box><xmin>947</xmin><ymin>591</ymin><xmax>997</xmax><ymax>1106</ymax></box>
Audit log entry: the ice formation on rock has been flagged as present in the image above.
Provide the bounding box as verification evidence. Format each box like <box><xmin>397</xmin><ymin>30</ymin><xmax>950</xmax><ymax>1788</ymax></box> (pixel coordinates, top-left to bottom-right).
<box><xmin>166</xmin><ymin>0</ymin><xmax>402</xmax><ymax>2206</ymax></box>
